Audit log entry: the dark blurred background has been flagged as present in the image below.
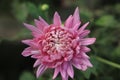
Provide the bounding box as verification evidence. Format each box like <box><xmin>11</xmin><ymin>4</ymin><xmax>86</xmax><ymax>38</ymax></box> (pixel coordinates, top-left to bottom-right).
<box><xmin>0</xmin><ymin>0</ymin><xmax>120</xmax><ymax>80</ymax></box>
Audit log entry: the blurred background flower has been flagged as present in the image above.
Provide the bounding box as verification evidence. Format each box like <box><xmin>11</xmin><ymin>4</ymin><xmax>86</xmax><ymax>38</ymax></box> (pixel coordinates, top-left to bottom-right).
<box><xmin>0</xmin><ymin>0</ymin><xmax>120</xmax><ymax>80</ymax></box>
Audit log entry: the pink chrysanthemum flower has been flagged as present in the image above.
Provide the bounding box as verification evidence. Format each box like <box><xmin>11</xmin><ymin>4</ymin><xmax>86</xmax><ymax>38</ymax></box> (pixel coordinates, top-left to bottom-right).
<box><xmin>22</xmin><ymin>7</ymin><xmax>96</xmax><ymax>80</ymax></box>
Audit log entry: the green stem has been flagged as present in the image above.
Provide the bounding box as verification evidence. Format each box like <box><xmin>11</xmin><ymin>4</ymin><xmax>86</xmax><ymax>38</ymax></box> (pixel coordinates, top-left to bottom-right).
<box><xmin>94</xmin><ymin>56</ymin><xmax>120</xmax><ymax>69</ymax></box>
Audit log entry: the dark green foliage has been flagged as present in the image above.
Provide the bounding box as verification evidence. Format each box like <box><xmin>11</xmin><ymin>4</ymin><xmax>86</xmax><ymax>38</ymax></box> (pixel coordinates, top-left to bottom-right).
<box><xmin>19</xmin><ymin>71</ymin><xmax>36</xmax><ymax>80</ymax></box>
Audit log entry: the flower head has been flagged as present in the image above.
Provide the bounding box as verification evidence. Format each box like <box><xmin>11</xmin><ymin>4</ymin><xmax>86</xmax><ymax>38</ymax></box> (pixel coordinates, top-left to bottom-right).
<box><xmin>22</xmin><ymin>7</ymin><xmax>96</xmax><ymax>80</ymax></box>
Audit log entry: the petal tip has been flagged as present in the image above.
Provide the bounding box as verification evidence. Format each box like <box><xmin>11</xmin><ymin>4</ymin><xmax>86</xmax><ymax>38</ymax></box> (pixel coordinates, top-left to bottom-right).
<box><xmin>74</xmin><ymin>7</ymin><xmax>79</xmax><ymax>14</ymax></box>
<box><xmin>53</xmin><ymin>11</ymin><xmax>61</xmax><ymax>25</ymax></box>
<box><xmin>92</xmin><ymin>38</ymin><xmax>96</xmax><ymax>43</ymax></box>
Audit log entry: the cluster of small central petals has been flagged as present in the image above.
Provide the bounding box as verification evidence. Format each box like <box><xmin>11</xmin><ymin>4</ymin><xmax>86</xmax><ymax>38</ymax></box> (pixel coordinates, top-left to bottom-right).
<box><xmin>41</xmin><ymin>26</ymin><xmax>75</xmax><ymax>67</ymax></box>
<box><xmin>21</xmin><ymin>7</ymin><xmax>96</xmax><ymax>80</ymax></box>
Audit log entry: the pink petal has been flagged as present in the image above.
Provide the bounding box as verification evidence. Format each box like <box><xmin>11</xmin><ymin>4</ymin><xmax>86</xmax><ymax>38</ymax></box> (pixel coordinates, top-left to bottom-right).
<box><xmin>60</xmin><ymin>69</ymin><xmax>66</xmax><ymax>79</ymax></box>
<box><xmin>81</xmin><ymin>38</ymin><xmax>96</xmax><ymax>45</ymax></box>
<box><xmin>53</xmin><ymin>66</ymin><xmax>60</xmax><ymax>79</ymax></box>
<box><xmin>60</xmin><ymin>62</ymin><xmax>68</xmax><ymax>79</ymax></box>
<box><xmin>53</xmin><ymin>12</ymin><xmax>61</xmax><ymax>26</ymax></box>
<box><xmin>76</xmin><ymin>58</ymin><xmax>93</xmax><ymax>71</ymax></box>
<box><xmin>72</xmin><ymin>38</ymin><xmax>79</xmax><ymax>48</ymax></box>
<box><xmin>31</xmin><ymin>54</ymin><xmax>40</xmax><ymax>59</ymax></box>
<box><xmin>21</xmin><ymin>47</ymin><xmax>32</xmax><ymax>57</ymax></box>
<box><xmin>81</xmin><ymin>46</ymin><xmax>91</xmax><ymax>52</ymax></box>
<box><xmin>34</xmin><ymin>19</ymin><xmax>44</xmax><ymax>31</ymax></box>
<box><xmin>76</xmin><ymin>45</ymin><xmax>81</xmax><ymax>54</ymax></box>
<box><xmin>64</xmin><ymin>15</ymin><xmax>73</xmax><ymax>28</ymax></box>
<box><xmin>23</xmin><ymin>23</ymin><xmax>43</xmax><ymax>37</ymax></box>
<box><xmin>23</xmin><ymin>23</ymin><xmax>42</xmax><ymax>34</ymax></box>
<box><xmin>73</xmin><ymin>22</ymin><xmax>81</xmax><ymax>30</ymax></box>
<box><xmin>80</xmin><ymin>59</ymin><xmax>93</xmax><ymax>71</ymax></box>
<box><xmin>62</xmin><ymin>75</ymin><xmax>68</xmax><ymax>80</ymax></box>
<box><xmin>72</xmin><ymin>58</ymin><xmax>82</xmax><ymax>70</ymax></box>
<box><xmin>73</xmin><ymin>7</ymin><xmax>81</xmax><ymax>27</ymax></box>
<box><xmin>67</xmin><ymin>63</ymin><xmax>74</xmax><ymax>78</ymax></box>
<box><xmin>22</xmin><ymin>40</ymin><xmax>38</xmax><ymax>48</ymax></box>
<box><xmin>32</xmin><ymin>32</ymin><xmax>41</xmax><ymax>37</ymax></box>
<box><xmin>84</xmin><ymin>59</ymin><xmax>93</xmax><ymax>67</ymax></box>
<box><xmin>72</xmin><ymin>62</ymin><xmax>82</xmax><ymax>70</ymax></box>
<box><xmin>39</xmin><ymin>16</ymin><xmax>49</xmax><ymax>26</ymax></box>
<box><xmin>34</xmin><ymin>17</ymin><xmax>49</xmax><ymax>31</ymax></box>
<box><xmin>78</xmin><ymin>22</ymin><xmax>89</xmax><ymax>34</ymax></box>
<box><xmin>33</xmin><ymin>59</ymin><xmax>41</xmax><ymax>67</ymax></box>
<box><xmin>36</xmin><ymin>65</ymin><xmax>47</xmax><ymax>78</ymax></box>
<box><xmin>22</xmin><ymin>39</ymin><xmax>31</xmax><ymax>45</ymax></box>
<box><xmin>79</xmin><ymin>30</ymin><xmax>90</xmax><ymax>38</ymax></box>
<box><xmin>31</xmin><ymin>50</ymin><xmax>40</xmax><ymax>55</ymax></box>
<box><xmin>81</xmin><ymin>52</ymin><xmax>90</xmax><ymax>59</ymax></box>
<box><xmin>81</xmin><ymin>65</ymin><xmax>87</xmax><ymax>71</ymax></box>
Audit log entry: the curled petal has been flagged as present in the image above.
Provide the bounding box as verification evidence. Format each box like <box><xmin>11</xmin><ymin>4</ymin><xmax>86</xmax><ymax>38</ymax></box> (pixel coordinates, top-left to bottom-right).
<box><xmin>53</xmin><ymin>12</ymin><xmax>61</xmax><ymax>26</ymax></box>
<box><xmin>36</xmin><ymin>65</ymin><xmax>47</xmax><ymax>78</ymax></box>
<box><xmin>81</xmin><ymin>38</ymin><xmax>96</xmax><ymax>45</ymax></box>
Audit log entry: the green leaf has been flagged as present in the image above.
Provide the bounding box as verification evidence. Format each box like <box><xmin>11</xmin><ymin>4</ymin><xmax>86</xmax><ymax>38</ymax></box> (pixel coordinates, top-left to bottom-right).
<box><xmin>82</xmin><ymin>68</ymin><xmax>91</xmax><ymax>79</ymax></box>
<box><xmin>54</xmin><ymin>77</ymin><xmax>61</xmax><ymax>80</ymax></box>
<box><xmin>37</xmin><ymin>77</ymin><xmax>44</xmax><ymax>80</ymax></box>
<box><xmin>19</xmin><ymin>71</ymin><xmax>36</xmax><ymax>80</ymax></box>
<box><xmin>27</xmin><ymin>2</ymin><xmax>39</xmax><ymax>18</ymax></box>
<box><xmin>82</xmin><ymin>57</ymin><xmax>98</xmax><ymax>79</ymax></box>
<box><xmin>12</xmin><ymin>1</ymin><xmax>28</xmax><ymax>21</ymax></box>
<box><xmin>95</xmin><ymin>15</ymin><xmax>118</xmax><ymax>27</ymax></box>
<box><xmin>113</xmin><ymin>45</ymin><xmax>120</xmax><ymax>56</ymax></box>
